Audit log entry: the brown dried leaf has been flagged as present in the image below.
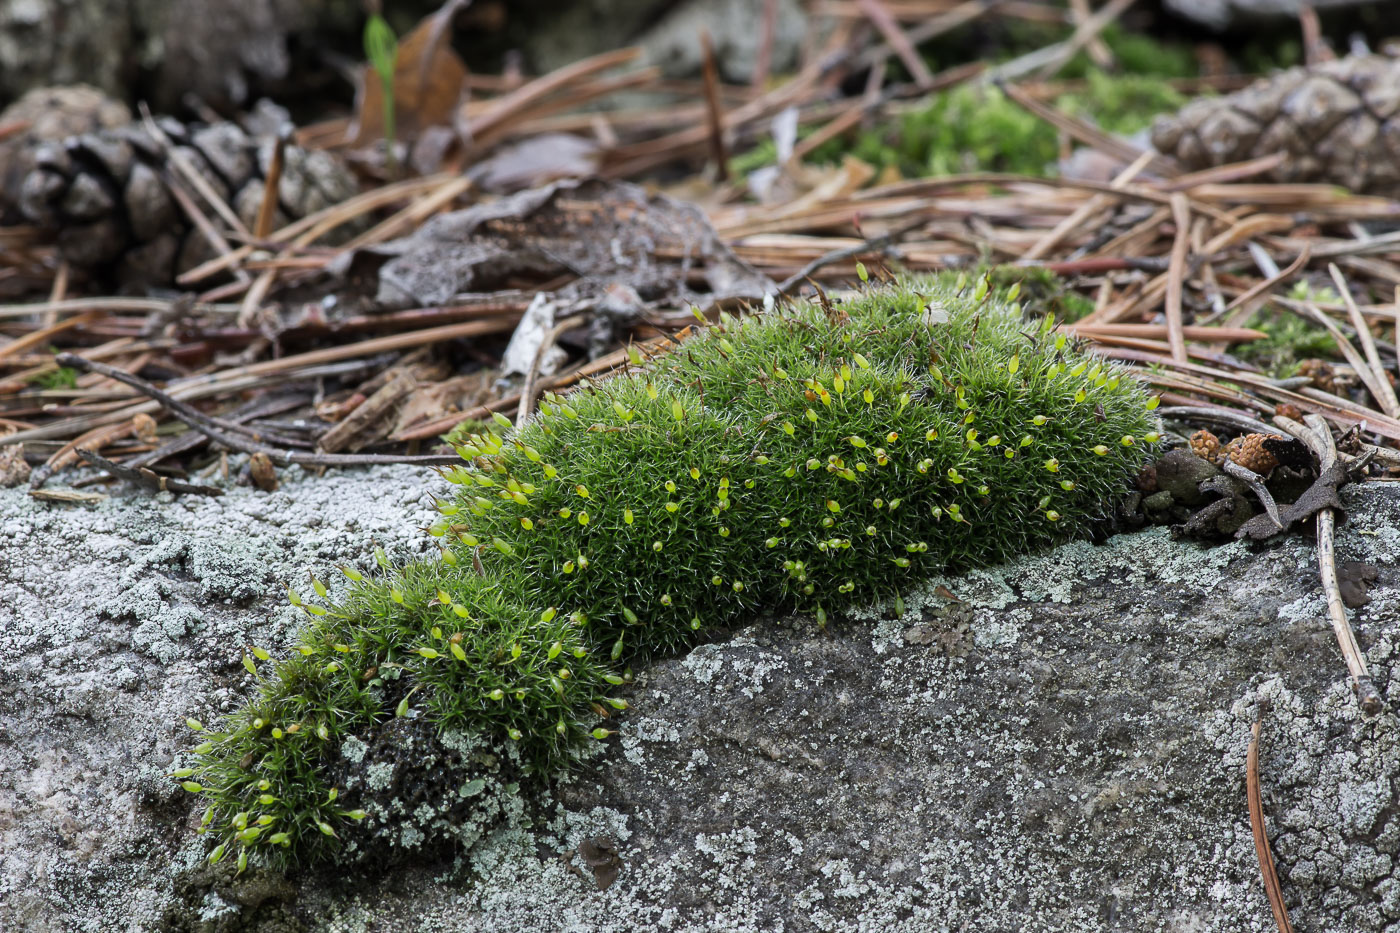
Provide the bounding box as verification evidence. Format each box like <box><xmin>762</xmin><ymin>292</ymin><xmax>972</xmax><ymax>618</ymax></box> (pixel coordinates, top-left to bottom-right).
<box><xmin>391</xmin><ymin>370</ymin><xmax>497</xmax><ymax>438</ymax></box>
<box><xmin>351</xmin><ymin>3</ymin><xmax>470</xmax><ymax>147</ymax></box>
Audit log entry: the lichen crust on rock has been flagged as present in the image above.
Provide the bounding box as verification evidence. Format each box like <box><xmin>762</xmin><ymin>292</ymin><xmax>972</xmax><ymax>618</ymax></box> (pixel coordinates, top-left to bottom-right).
<box><xmin>178</xmin><ymin>274</ymin><xmax>1160</xmax><ymax>870</ymax></box>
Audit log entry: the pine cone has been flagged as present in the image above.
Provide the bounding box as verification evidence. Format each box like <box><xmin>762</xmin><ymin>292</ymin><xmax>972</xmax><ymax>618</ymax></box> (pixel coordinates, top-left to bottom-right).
<box><xmin>1152</xmin><ymin>54</ymin><xmax>1400</xmax><ymax>196</ymax></box>
<box><xmin>1228</xmin><ymin>433</ymin><xmax>1282</xmax><ymax>474</ymax></box>
<box><xmin>1296</xmin><ymin>358</ymin><xmax>1338</xmax><ymax>395</ymax></box>
<box><xmin>13</xmin><ymin>115</ymin><xmax>358</xmax><ymax>288</ymax></box>
<box><xmin>0</xmin><ymin>85</ymin><xmax>131</xmax><ymax>224</ymax></box>
<box><xmin>1189</xmin><ymin>429</ymin><xmax>1222</xmax><ymax>463</ymax></box>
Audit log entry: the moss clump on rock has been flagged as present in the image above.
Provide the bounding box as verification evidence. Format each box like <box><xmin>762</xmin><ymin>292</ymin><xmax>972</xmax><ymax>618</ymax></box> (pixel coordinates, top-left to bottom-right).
<box><xmin>178</xmin><ymin>274</ymin><xmax>1160</xmax><ymax>869</ymax></box>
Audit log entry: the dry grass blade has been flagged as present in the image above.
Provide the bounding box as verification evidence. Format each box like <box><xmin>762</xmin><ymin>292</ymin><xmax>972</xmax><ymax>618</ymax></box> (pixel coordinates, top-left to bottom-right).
<box><xmin>1164</xmin><ymin>193</ymin><xmax>1191</xmax><ymax>362</ymax></box>
<box><xmin>1329</xmin><ymin>262</ymin><xmax>1400</xmax><ymax>418</ymax></box>
<box><xmin>1247</xmin><ymin>719</ymin><xmax>1295</xmax><ymax>933</ymax></box>
<box><xmin>1219</xmin><ymin>245</ymin><xmax>1311</xmax><ymax>316</ymax></box>
<box><xmin>52</xmin><ymin>353</ymin><xmax>459</xmax><ymax>468</ymax></box>
<box><xmin>468</xmin><ymin>47</ymin><xmax>642</xmax><ymax>147</ymax></box>
<box><xmin>0</xmin><ymin>309</ymin><xmax>104</xmax><ymax>361</ymax></box>
<box><xmin>858</xmin><ymin>0</ymin><xmax>936</xmax><ymax>88</ymax></box>
<box><xmin>1022</xmin><ymin>151</ymin><xmax>1154</xmax><ymax>261</ymax></box>
<box><xmin>518</xmin><ymin>315</ymin><xmax>587</xmax><ymax>422</ymax></box>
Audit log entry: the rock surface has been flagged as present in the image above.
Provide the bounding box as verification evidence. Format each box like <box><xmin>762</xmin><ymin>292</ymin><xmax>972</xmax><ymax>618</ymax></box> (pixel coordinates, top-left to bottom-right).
<box><xmin>1164</xmin><ymin>0</ymin><xmax>1382</xmax><ymax>30</ymax></box>
<box><xmin>2</xmin><ymin>465</ymin><xmax>1398</xmax><ymax>931</ymax></box>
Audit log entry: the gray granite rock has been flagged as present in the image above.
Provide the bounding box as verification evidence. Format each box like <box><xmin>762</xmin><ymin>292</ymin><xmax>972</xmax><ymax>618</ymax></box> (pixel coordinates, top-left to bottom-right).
<box><xmin>2</xmin><ymin>465</ymin><xmax>1398</xmax><ymax>931</ymax></box>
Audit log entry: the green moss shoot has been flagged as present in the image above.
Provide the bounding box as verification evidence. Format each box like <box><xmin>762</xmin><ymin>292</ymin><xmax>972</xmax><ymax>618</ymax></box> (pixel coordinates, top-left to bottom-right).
<box><xmin>178</xmin><ymin>275</ymin><xmax>1160</xmax><ymax>870</ymax></box>
<box><xmin>732</xmin><ymin>71</ymin><xmax>1186</xmax><ymax>180</ymax></box>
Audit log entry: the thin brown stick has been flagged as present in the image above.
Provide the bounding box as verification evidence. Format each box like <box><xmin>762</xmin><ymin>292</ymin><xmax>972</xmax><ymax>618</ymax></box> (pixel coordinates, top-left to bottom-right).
<box><xmin>857</xmin><ymin>0</ymin><xmax>996</xmax><ymax>72</ymax></box>
<box><xmin>1069</xmin><ymin>323</ymin><xmax>1265</xmax><ymax>343</ymax></box>
<box><xmin>1022</xmin><ymin>151</ymin><xmax>1153</xmax><ymax>260</ymax></box>
<box><xmin>988</xmin><ymin>0</ymin><xmax>1137</xmax><ymax>83</ymax></box>
<box><xmin>343</xmin><ymin>176</ymin><xmax>473</xmax><ymax>250</ymax></box>
<box><xmin>998</xmin><ymin>79</ymin><xmax>1175</xmax><ymax>176</ymax></box>
<box><xmin>53</xmin><ymin>354</ymin><xmax>310</xmax><ymax>449</ymax></box>
<box><xmin>164</xmin><ymin>174</ymin><xmax>252</xmax><ymax>286</ymax></box>
<box><xmin>1164</xmin><ymin>193</ymin><xmax>1191</xmax><ymax>362</ymax></box>
<box><xmin>0</xmin><ymin>297</ymin><xmax>237</xmax><ymax>321</ymax></box>
<box><xmin>36</xmin><ymin>419</ymin><xmax>138</xmax><ymax>484</ymax></box>
<box><xmin>699</xmin><ymin>30</ymin><xmax>730</xmax><ymax>182</ymax></box>
<box><xmin>176</xmin><ymin>174</ymin><xmax>454</xmax><ymax>285</ymax></box>
<box><xmin>775</xmin><ymin>217</ymin><xmax>927</xmax><ymax>295</ymax></box>
<box><xmin>1067</xmin><ymin>0</ymin><xmax>1113</xmax><ymax>66</ymax></box>
<box><xmin>0</xmin><ymin>309</ymin><xmax>105</xmax><ymax>361</ymax></box>
<box><xmin>41</xmin><ymin>260</ymin><xmax>69</xmax><ymax>329</ymax></box>
<box><xmin>3</xmin><ymin>317</ymin><xmax>520</xmax><ymax>446</ymax></box>
<box><xmin>1220</xmin><ymin>246</ymin><xmax>1311</xmax><ymax>315</ymax></box>
<box><xmin>1247</xmin><ymin>718</ymin><xmax>1295</xmax><ymax>933</ymax></box>
<box><xmin>254</xmin><ymin>131</ymin><xmax>287</xmax><ymax>239</ymax></box>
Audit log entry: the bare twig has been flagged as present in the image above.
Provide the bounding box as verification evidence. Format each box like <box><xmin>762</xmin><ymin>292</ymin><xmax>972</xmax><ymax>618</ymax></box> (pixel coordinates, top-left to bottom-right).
<box><xmin>76</xmin><ymin>448</ymin><xmax>225</xmax><ymax>496</ymax></box>
<box><xmin>54</xmin><ymin>354</ymin><xmax>311</xmax><ymax>448</ymax></box>
<box><xmin>1222</xmin><ymin>459</ymin><xmax>1283</xmax><ymax>530</ymax></box>
<box><xmin>1278</xmin><ymin>413</ymin><xmax>1384</xmax><ymax>714</ymax></box>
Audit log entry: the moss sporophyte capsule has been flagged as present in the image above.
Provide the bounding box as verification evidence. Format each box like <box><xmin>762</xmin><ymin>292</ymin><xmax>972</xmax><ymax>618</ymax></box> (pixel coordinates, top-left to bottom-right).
<box><xmin>176</xmin><ymin>275</ymin><xmax>1157</xmax><ymax>867</ymax></box>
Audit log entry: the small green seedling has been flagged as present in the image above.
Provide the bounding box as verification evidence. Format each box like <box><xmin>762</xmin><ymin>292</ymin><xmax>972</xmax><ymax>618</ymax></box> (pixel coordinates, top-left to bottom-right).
<box><xmin>178</xmin><ymin>275</ymin><xmax>1159</xmax><ymax>868</ymax></box>
<box><xmin>363</xmin><ymin>13</ymin><xmax>399</xmax><ymax>169</ymax></box>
